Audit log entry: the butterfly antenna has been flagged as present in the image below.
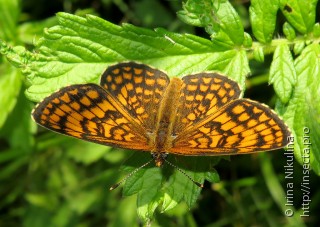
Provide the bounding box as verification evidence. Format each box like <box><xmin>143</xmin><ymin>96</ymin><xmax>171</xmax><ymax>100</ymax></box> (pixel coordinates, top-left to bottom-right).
<box><xmin>109</xmin><ymin>158</ymin><xmax>154</xmax><ymax>190</ymax></box>
<box><xmin>163</xmin><ymin>159</ymin><xmax>204</xmax><ymax>188</ymax></box>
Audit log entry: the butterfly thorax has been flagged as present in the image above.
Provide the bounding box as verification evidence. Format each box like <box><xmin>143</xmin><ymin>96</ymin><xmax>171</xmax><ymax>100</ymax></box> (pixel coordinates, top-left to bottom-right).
<box><xmin>152</xmin><ymin>78</ymin><xmax>183</xmax><ymax>164</ymax></box>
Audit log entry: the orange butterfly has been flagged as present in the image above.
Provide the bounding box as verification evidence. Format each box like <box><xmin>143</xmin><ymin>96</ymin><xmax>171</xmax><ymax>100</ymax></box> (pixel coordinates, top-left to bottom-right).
<box><xmin>32</xmin><ymin>62</ymin><xmax>291</xmax><ymax>187</ymax></box>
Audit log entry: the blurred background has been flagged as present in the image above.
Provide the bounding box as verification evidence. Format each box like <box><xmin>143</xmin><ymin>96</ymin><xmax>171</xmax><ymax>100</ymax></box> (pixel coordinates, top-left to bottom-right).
<box><xmin>0</xmin><ymin>0</ymin><xmax>319</xmax><ymax>226</ymax></box>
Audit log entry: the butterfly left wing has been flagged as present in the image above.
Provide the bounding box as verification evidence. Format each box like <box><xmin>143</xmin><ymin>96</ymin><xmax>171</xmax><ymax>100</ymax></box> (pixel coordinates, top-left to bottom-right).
<box><xmin>100</xmin><ymin>62</ymin><xmax>170</xmax><ymax>133</ymax></box>
<box><xmin>169</xmin><ymin>98</ymin><xmax>291</xmax><ymax>155</ymax></box>
<box><xmin>32</xmin><ymin>84</ymin><xmax>152</xmax><ymax>150</ymax></box>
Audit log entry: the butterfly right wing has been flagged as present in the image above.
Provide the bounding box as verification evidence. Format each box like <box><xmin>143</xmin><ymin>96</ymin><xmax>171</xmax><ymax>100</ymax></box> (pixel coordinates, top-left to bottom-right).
<box><xmin>168</xmin><ymin>73</ymin><xmax>290</xmax><ymax>155</ymax></box>
<box><xmin>32</xmin><ymin>84</ymin><xmax>152</xmax><ymax>150</ymax></box>
<box><xmin>173</xmin><ymin>73</ymin><xmax>241</xmax><ymax>134</ymax></box>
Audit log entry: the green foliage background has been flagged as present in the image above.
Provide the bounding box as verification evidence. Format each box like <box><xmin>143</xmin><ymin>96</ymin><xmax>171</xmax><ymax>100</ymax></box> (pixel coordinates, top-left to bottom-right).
<box><xmin>1</xmin><ymin>0</ymin><xmax>320</xmax><ymax>226</ymax></box>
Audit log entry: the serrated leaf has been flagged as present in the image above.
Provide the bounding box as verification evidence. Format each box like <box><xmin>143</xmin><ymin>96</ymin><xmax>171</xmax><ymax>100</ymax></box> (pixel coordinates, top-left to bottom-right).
<box><xmin>178</xmin><ymin>0</ymin><xmax>244</xmax><ymax>48</ymax></box>
<box><xmin>119</xmin><ymin>153</ymin><xmax>218</xmax><ymax>219</ymax></box>
<box><xmin>269</xmin><ymin>44</ymin><xmax>296</xmax><ymax>103</ymax></box>
<box><xmin>120</xmin><ymin>154</ymin><xmax>163</xmax><ymax>221</ymax></box>
<box><xmin>222</xmin><ymin>49</ymin><xmax>250</xmax><ymax>91</ymax></box>
<box><xmin>249</xmin><ymin>0</ymin><xmax>279</xmax><ymax>43</ymax></box>
<box><xmin>7</xmin><ymin>13</ymin><xmax>250</xmax><ymax>102</ymax></box>
<box><xmin>280</xmin><ymin>0</ymin><xmax>317</xmax><ymax>34</ymax></box>
<box><xmin>121</xmin><ymin>153</ymin><xmax>162</xmax><ymax>196</ymax></box>
<box><xmin>164</xmin><ymin>158</ymin><xmax>206</xmax><ymax>208</ymax></box>
<box><xmin>176</xmin><ymin>10</ymin><xmax>202</xmax><ymax>27</ymax></box>
<box><xmin>280</xmin><ymin>43</ymin><xmax>320</xmax><ymax>173</ymax></box>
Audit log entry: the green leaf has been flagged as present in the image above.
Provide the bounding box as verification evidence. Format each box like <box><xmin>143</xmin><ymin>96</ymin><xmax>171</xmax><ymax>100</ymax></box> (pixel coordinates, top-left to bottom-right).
<box><xmin>280</xmin><ymin>43</ymin><xmax>320</xmax><ymax>174</ymax></box>
<box><xmin>121</xmin><ymin>154</ymin><xmax>162</xmax><ymax>196</ymax></box>
<box><xmin>293</xmin><ymin>40</ymin><xmax>305</xmax><ymax>55</ymax></box>
<box><xmin>164</xmin><ymin>156</ymin><xmax>210</xmax><ymax>208</ymax></box>
<box><xmin>222</xmin><ymin>49</ymin><xmax>250</xmax><ymax>91</ymax></box>
<box><xmin>0</xmin><ymin>42</ymin><xmax>31</xmax><ymax>68</ymax></box>
<box><xmin>178</xmin><ymin>0</ymin><xmax>244</xmax><ymax>49</ymax></box>
<box><xmin>161</xmin><ymin>192</ymin><xmax>178</xmax><ymax>212</ymax></box>
<box><xmin>253</xmin><ymin>46</ymin><xmax>265</xmax><ymax>62</ymax></box>
<box><xmin>280</xmin><ymin>0</ymin><xmax>318</xmax><ymax>34</ymax></box>
<box><xmin>305</xmin><ymin>83</ymin><xmax>320</xmax><ymax>173</ymax></box>
<box><xmin>7</xmin><ymin>13</ymin><xmax>249</xmax><ymax>101</ymax></box>
<box><xmin>205</xmin><ymin>168</ymin><xmax>220</xmax><ymax>183</ymax></box>
<box><xmin>283</xmin><ymin>22</ymin><xmax>296</xmax><ymax>41</ymax></box>
<box><xmin>0</xmin><ymin>62</ymin><xmax>21</xmax><ymax>128</ymax></box>
<box><xmin>0</xmin><ymin>0</ymin><xmax>20</xmax><ymax>41</ymax></box>
<box><xmin>249</xmin><ymin>0</ymin><xmax>279</xmax><ymax>43</ymax></box>
<box><xmin>119</xmin><ymin>153</ymin><xmax>217</xmax><ymax>220</ymax></box>
<box><xmin>121</xmin><ymin>155</ymin><xmax>162</xmax><ymax>221</ymax></box>
<box><xmin>243</xmin><ymin>32</ymin><xmax>253</xmax><ymax>48</ymax></box>
<box><xmin>313</xmin><ymin>23</ymin><xmax>320</xmax><ymax>37</ymax></box>
<box><xmin>269</xmin><ymin>44</ymin><xmax>296</xmax><ymax>103</ymax></box>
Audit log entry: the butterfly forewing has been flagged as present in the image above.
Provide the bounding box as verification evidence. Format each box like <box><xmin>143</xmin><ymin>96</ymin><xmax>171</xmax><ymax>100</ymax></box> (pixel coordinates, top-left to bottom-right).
<box><xmin>100</xmin><ymin>62</ymin><xmax>170</xmax><ymax>132</ymax></box>
<box><xmin>32</xmin><ymin>84</ymin><xmax>151</xmax><ymax>150</ymax></box>
<box><xmin>170</xmin><ymin>99</ymin><xmax>290</xmax><ymax>155</ymax></box>
<box><xmin>173</xmin><ymin>73</ymin><xmax>241</xmax><ymax>135</ymax></box>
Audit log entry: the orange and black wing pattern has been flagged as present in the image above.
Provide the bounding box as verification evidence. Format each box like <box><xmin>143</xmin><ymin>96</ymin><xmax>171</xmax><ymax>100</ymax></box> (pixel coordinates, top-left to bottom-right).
<box><xmin>169</xmin><ymin>74</ymin><xmax>290</xmax><ymax>155</ymax></box>
<box><xmin>100</xmin><ymin>62</ymin><xmax>170</xmax><ymax>132</ymax></box>
<box><xmin>32</xmin><ymin>83</ymin><xmax>151</xmax><ymax>150</ymax></box>
<box><xmin>173</xmin><ymin>73</ymin><xmax>241</xmax><ymax>134</ymax></box>
<box><xmin>32</xmin><ymin>62</ymin><xmax>291</xmax><ymax>156</ymax></box>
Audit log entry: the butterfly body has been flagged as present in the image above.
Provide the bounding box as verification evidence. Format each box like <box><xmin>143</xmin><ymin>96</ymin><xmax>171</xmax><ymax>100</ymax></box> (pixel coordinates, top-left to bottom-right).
<box><xmin>153</xmin><ymin>78</ymin><xmax>182</xmax><ymax>150</ymax></box>
<box><xmin>32</xmin><ymin>62</ymin><xmax>290</xmax><ymax>167</ymax></box>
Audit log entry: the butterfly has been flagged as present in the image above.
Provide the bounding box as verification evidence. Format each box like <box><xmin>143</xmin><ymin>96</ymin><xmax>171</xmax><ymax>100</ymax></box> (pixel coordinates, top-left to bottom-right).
<box><xmin>32</xmin><ymin>62</ymin><xmax>291</xmax><ymax>187</ymax></box>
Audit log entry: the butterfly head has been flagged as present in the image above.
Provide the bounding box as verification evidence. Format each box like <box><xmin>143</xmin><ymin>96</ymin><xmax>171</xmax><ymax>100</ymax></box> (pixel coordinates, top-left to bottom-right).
<box><xmin>152</xmin><ymin>152</ymin><xmax>168</xmax><ymax>167</ymax></box>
